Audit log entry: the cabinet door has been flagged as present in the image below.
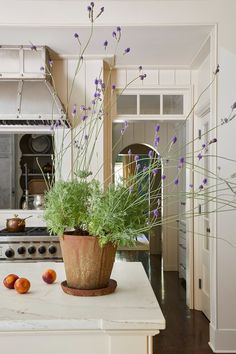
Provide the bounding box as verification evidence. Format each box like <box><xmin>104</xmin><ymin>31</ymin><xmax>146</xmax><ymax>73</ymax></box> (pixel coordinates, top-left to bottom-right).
<box><xmin>0</xmin><ymin>134</ymin><xmax>15</xmax><ymax>209</ymax></box>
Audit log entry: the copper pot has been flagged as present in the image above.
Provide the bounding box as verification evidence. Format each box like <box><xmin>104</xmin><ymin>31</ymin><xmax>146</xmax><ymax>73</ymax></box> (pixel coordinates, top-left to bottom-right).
<box><xmin>6</xmin><ymin>215</ymin><xmax>32</xmax><ymax>233</ymax></box>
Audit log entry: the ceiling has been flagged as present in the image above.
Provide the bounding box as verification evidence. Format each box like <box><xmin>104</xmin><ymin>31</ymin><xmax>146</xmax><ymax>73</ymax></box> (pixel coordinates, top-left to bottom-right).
<box><xmin>0</xmin><ymin>25</ymin><xmax>212</xmax><ymax>66</ymax></box>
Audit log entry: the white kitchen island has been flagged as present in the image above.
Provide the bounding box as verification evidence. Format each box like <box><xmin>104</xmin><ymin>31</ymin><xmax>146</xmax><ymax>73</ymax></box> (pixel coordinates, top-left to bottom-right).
<box><xmin>0</xmin><ymin>262</ymin><xmax>165</xmax><ymax>354</ymax></box>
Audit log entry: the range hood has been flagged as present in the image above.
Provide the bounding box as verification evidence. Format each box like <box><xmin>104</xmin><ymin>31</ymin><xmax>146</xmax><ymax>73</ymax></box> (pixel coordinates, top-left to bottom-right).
<box><xmin>0</xmin><ymin>46</ymin><xmax>66</xmax><ymax>127</ymax></box>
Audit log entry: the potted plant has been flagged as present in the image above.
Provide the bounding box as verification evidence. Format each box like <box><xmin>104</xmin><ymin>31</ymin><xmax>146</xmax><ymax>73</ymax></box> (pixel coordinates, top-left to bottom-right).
<box><xmin>41</xmin><ymin>2</ymin><xmax>155</xmax><ymax>294</ymax></box>
<box><xmin>44</xmin><ymin>177</ymin><xmax>150</xmax><ymax>292</ymax></box>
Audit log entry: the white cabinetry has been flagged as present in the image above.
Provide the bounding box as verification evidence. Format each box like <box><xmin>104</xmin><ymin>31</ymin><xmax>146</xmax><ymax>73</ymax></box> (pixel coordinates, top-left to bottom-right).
<box><xmin>178</xmin><ymin>219</ymin><xmax>186</xmax><ymax>280</ymax></box>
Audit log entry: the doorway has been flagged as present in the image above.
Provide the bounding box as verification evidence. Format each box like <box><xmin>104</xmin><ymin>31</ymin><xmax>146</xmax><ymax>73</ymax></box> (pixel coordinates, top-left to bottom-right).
<box><xmin>114</xmin><ymin>143</ymin><xmax>162</xmax><ymax>255</ymax></box>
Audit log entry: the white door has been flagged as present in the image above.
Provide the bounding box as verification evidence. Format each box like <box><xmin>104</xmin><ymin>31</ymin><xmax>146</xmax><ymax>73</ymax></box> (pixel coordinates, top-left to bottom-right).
<box><xmin>197</xmin><ymin>115</ymin><xmax>210</xmax><ymax>319</ymax></box>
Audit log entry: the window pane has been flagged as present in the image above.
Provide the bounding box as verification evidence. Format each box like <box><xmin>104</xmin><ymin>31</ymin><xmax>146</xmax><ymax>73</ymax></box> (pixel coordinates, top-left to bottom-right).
<box><xmin>140</xmin><ymin>95</ymin><xmax>160</xmax><ymax>114</ymax></box>
<box><xmin>117</xmin><ymin>95</ymin><xmax>137</xmax><ymax>115</ymax></box>
<box><xmin>163</xmin><ymin>95</ymin><xmax>183</xmax><ymax>114</ymax></box>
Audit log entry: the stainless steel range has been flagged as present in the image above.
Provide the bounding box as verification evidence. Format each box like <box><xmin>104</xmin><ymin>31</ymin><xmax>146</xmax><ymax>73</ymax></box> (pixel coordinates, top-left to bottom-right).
<box><xmin>0</xmin><ymin>227</ymin><xmax>62</xmax><ymax>262</ymax></box>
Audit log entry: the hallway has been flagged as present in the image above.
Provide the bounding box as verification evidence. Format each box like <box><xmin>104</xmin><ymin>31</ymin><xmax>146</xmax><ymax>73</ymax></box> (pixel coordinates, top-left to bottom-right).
<box><xmin>117</xmin><ymin>252</ymin><xmax>223</xmax><ymax>354</ymax></box>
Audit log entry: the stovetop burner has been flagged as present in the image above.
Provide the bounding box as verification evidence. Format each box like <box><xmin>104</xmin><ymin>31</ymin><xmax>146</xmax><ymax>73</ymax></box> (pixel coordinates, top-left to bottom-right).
<box><xmin>0</xmin><ymin>227</ymin><xmax>50</xmax><ymax>236</ymax></box>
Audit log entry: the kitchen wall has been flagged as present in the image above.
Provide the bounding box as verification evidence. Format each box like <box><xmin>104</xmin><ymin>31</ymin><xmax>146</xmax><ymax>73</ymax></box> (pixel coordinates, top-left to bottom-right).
<box><xmin>1</xmin><ymin>0</ymin><xmax>236</xmax><ymax>351</ymax></box>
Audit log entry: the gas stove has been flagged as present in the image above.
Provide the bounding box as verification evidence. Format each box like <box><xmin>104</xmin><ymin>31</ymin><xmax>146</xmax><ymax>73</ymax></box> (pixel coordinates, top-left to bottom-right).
<box><xmin>0</xmin><ymin>227</ymin><xmax>62</xmax><ymax>262</ymax></box>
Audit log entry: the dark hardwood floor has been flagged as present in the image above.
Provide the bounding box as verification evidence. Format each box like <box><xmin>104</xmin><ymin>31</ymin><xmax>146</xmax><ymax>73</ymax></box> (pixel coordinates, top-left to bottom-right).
<box><xmin>116</xmin><ymin>251</ymin><xmax>223</xmax><ymax>354</ymax></box>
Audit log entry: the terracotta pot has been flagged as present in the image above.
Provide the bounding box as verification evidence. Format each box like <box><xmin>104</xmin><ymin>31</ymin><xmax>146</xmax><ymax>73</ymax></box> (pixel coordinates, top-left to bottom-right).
<box><xmin>60</xmin><ymin>234</ymin><xmax>117</xmax><ymax>290</ymax></box>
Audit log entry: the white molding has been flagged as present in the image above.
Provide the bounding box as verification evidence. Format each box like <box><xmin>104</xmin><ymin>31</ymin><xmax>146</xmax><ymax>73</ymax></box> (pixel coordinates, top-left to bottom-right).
<box><xmin>195</xmin><ymin>98</ymin><xmax>210</xmax><ymax>118</ymax></box>
<box><xmin>209</xmin><ymin>324</ymin><xmax>236</xmax><ymax>353</ymax></box>
<box><xmin>53</xmin><ymin>54</ymin><xmax>114</xmax><ymax>61</ymax></box>
<box><xmin>0</xmin><ymin>22</ymin><xmax>217</xmax><ymax>29</ymax></box>
<box><xmin>190</xmin><ymin>34</ymin><xmax>211</xmax><ymax>69</ymax></box>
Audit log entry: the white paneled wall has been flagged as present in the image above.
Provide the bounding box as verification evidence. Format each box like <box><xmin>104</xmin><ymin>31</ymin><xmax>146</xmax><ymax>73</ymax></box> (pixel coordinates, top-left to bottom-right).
<box><xmin>52</xmin><ymin>59</ymin><xmax>104</xmax><ymax>183</ymax></box>
<box><xmin>113</xmin><ymin>68</ymin><xmax>191</xmax><ymax>88</ymax></box>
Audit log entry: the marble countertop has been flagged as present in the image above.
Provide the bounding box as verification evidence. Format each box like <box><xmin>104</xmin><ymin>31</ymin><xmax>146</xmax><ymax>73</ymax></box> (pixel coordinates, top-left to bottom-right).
<box><xmin>0</xmin><ymin>262</ymin><xmax>165</xmax><ymax>333</ymax></box>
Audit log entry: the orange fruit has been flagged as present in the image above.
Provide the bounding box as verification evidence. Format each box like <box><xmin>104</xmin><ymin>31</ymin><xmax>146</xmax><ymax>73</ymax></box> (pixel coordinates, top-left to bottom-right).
<box><xmin>14</xmin><ymin>278</ymin><xmax>30</xmax><ymax>294</ymax></box>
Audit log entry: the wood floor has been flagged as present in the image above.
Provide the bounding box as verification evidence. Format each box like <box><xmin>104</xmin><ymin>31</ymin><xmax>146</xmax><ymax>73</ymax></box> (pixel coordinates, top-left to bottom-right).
<box><xmin>117</xmin><ymin>252</ymin><xmax>223</xmax><ymax>354</ymax></box>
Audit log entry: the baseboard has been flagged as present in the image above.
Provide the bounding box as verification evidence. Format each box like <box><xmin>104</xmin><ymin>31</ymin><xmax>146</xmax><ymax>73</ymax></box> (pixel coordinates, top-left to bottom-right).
<box><xmin>209</xmin><ymin>324</ymin><xmax>236</xmax><ymax>352</ymax></box>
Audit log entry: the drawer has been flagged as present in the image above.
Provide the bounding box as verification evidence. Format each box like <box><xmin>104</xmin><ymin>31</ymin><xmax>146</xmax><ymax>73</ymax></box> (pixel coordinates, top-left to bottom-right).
<box><xmin>179</xmin><ymin>263</ymin><xmax>186</xmax><ymax>280</ymax></box>
<box><xmin>179</xmin><ymin>244</ymin><xmax>186</xmax><ymax>266</ymax></box>
<box><xmin>179</xmin><ymin>234</ymin><xmax>186</xmax><ymax>247</ymax></box>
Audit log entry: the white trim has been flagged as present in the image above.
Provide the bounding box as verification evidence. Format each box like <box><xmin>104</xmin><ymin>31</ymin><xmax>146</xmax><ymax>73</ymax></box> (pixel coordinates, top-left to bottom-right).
<box><xmin>209</xmin><ymin>324</ymin><xmax>236</xmax><ymax>353</ymax></box>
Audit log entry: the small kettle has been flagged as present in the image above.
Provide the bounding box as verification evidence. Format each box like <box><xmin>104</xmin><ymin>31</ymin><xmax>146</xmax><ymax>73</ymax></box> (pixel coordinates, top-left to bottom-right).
<box><xmin>6</xmin><ymin>215</ymin><xmax>32</xmax><ymax>233</ymax></box>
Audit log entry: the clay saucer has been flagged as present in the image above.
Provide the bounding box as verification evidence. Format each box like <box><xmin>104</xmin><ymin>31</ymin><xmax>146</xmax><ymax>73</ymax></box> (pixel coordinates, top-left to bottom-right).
<box><xmin>61</xmin><ymin>279</ymin><xmax>117</xmax><ymax>296</ymax></box>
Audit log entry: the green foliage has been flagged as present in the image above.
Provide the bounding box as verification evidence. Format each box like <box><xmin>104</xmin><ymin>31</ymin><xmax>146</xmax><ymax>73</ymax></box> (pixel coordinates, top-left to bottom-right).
<box><xmin>44</xmin><ymin>178</ymin><xmax>150</xmax><ymax>246</ymax></box>
<box><xmin>88</xmin><ymin>183</ymin><xmax>149</xmax><ymax>246</ymax></box>
<box><xmin>44</xmin><ymin>180</ymin><xmax>97</xmax><ymax>235</ymax></box>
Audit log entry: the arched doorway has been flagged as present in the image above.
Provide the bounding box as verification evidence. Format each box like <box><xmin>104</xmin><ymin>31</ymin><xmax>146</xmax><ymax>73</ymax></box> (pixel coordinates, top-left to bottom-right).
<box><xmin>114</xmin><ymin>143</ymin><xmax>162</xmax><ymax>256</ymax></box>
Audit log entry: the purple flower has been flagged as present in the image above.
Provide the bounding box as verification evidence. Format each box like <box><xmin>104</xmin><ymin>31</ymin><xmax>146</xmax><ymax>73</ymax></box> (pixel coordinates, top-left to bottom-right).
<box><xmin>80</xmin><ymin>105</ymin><xmax>86</xmax><ymax>111</ymax></box>
<box><xmin>87</xmin><ymin>5</ymin><xmax>92</xmax><ymax>11</ymax></box>
<box><xmin>210</xmin><ymin>138</ymin><xmax>217</xmax><ymax>144</ymax></box>
<box><xmin>202</xmin><ymin>143</ymin><xmax>206</xmax><ymax>148</ymax></box>
<box><xmin>153</xmin><ymin>209</ymin><xmax>159</xmax><ymax>218</ymax></box>
<box><xmin>101</xmin><ymin>83</ymin><xmax>105</xmax><ymax>89</ymax></box>
<box><xmin>197</xmin><ymin>153</ymin><xmax>203</xmax><ymax>160</ymax></box>
<box><xmin>124</xmin><ymin>47</ymin><xmax>130</xmax><ymax>55</ymax></box>
<box><xmin>124</xmin><ymin>120</ymin><xmax>128</xmax><ymax>128</ymax></box>
<box><xmin>174</xmin><ymin>178</ymin><xmax>179</xmax><ymax>185</ymax></box>
<box><xmin>72</xmin><ymin>104</ymin><xmax>77</xmax><ymax>117</ymax></box>
<box><xmin>179</xmin><ymin>157</ymin><xmax>185</xmax><ymax>164</ymax></box>
<box><xmin>30</xmin><ymin>44</ymin><xmax>37</xmax><ymax>51</ymax></box>
<box><xmin>172</xmin><ymin>136</ymin><xmax>177</xmax><ymax>144</ymax></box>
<box><xmin>154</xmin><ymin>136</ymin><xmax>160</xmax><ymax>147</ymax></box>
<box><xmin>81</xmin><ymin>115</ymin><xmax>88</xmax><ymax>121</ymax></box>
<box><xmin>189</xmin><ymin>184</ymin><xmax>194</xmax><ymax>189</ymax></box>
<box><xmin>134</xmin><ymin>155</ymin><xmax>140</xmax><ymax>161</ymax></box>
<box><xmin>112</xmin><ymin>31</ymin><xmax>117</xmax><ymax>38</ymax></box>
<box><xmin>199</xmin><ymin>184</ymin><xmax>204</xmax><ymax>190</ymax></box>
<box><xmin>104</xmin><ymin>40</ymin><xmax>108</xmax><ymax>49</ymax></box>
<box><xmin>74</xmin><ymin>33</ymin><xmax>79</xmax><ymax>38</ymax></box>
<box><xmin>117</xmin><ymin>26</ymin><xmax>121</xmax><ymax>32</ymax></box>
<box><xmin>91</xmin><ymin>99</ymin><xmax>96</xmax><ymax>105</ymax></box>
<box><xmin>232</xmin><ymin>102</ymin><xmax>236</xmax><ymax>109</ymax></box>
<box><xmin>90</xmin><ymin>2</ymin><xmax>94</xmax><ymax>7</ymax></box>
<box><xmin>140</xmin><ymin>74</ymin><xmax>147</xmax><ymax>81</ymax></box>
<box><xmin>85</xmin><ymin>135</ymin><xmax>89</xmax><ymax>140</ymax></box>
<box><xmin>138</xmin><ymin>65</ymin><xmax>143</xmax><ymax>71</ymax></box>
<box><xmin>153</xmin><ymin>168</ymin><xmax>158</xmax><ymax>176</ymax></box>
<box><xmin>203</xmin><ymin>178</ymin><xmax>208</xmax><ymax>185</ymax></box>
<box><xmin>40</xmin><ymin>66</ymin><xmax>44</xmax><ymax>71</ymax></box>
<box><xmin>155</xmin><ymin>124</ymin><xmax>160</xmax><ymax>133</ymax></box>
<box><xmin>112</xmin><ymin>84</ymin><xmax>116</xmax><ymax>90</ymax></box>
<box><xmin>94</xmin><ymin>78</ymin><xmax>99</xmax><ymax>85</ymax></box>
<box><xmin>161</xmin><ymin>175</ymin><xmax>166</xmax><ymax>180</ymax></box>
<box><xmin>148</xmin><ymin>150</ymin><xmax>154</xmax><ymax>158</ymax></box>
<box><xmin>128</xmin><ymin>149</ymin><xmax>132</xmax><ymax>156</ymax></box>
